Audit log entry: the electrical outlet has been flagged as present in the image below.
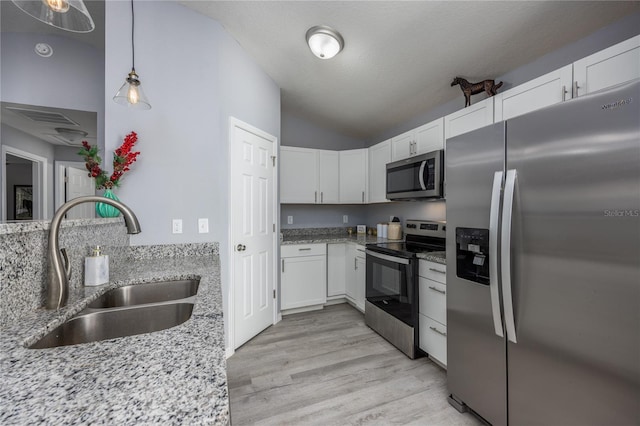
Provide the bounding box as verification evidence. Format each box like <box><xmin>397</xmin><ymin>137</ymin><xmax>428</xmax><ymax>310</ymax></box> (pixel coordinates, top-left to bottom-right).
<box><xmin>343</xmin><ymin>215</ymin><xmax>348</xmax><ymax>223</ymax></box>
<box><xmin>172</xmin><ymin>219</ymin><xmax>183</xmax><ymax>234</ymax></box>
<box><xmin>198</xmin><ymin>218</ymin><xmax>209</xmax><ymax>233</ymax></box>
<box><xmin>287</xmin><ymin>216</ymin><xmax>293</xmax><ymax>225</ymax></box>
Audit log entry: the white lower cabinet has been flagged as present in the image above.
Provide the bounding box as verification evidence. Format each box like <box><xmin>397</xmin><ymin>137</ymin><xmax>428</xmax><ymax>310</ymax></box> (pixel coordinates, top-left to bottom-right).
<box><xmin>327</xmin><ymin>243</ymin><xmax>346</xmax><ymax>298</ymax></box>
<box><xmin>345</xmin><ymin>243</ymin><xmax>366</xmax><ymax>312</ymax></box>
<box><xmin>418</xmin><ymin>260</ymin><xmax>447</xmax><ymax>367</ymax></box>
<box><xmin>281</xmin><ymin>244</ymin><xmax>326</xmax><ymax>311</ymax></box>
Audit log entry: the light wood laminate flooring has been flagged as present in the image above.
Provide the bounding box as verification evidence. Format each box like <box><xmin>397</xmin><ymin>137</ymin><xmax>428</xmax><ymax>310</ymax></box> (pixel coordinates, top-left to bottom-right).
<box><xmin>227</xmin><ymin>304</ymin><xmax>482</xmax><ymax>425</ymax></box>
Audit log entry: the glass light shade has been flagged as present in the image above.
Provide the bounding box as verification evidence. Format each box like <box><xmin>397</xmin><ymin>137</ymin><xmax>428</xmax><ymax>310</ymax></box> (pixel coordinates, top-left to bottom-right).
<box><xmin>306</xmin><ymin>26</ymin><xmax>344</xmax><ymax>59</ymax></box>
<box><xmin>113</xmin><ymin>70</ymin><xmax>151</xmax><ymax>110</ymax></box>
<box><xmin>11</xmin><ymin>0</ymin><xmax>95</xmax><ymax>33</ymax></box>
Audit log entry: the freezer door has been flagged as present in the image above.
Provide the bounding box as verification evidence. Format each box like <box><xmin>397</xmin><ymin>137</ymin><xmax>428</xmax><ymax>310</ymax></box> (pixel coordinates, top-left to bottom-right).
<box><xmin>445</xmin><ymin>122</ymin><xmax>507</xmax><ymax>426</ymax></box>
<box><xmin>505</xmin><ymin>80</ymin><xmax>640</xmax><ymax>425</ymax></box>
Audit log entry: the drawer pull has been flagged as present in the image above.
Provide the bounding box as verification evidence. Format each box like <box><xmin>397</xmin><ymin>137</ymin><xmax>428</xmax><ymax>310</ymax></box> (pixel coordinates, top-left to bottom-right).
<box><xmin>429</xmin><ymin>267</ymin><xmax>446</xmax><ymax>274</ymax></box>
<box><xmin>429</xmin><ymin>326</ymin><xmax>447</xmax><ymax>337</ymax></box>
<box><xmin>298</xmin><ymin>248</ymin><xmax>312</xmax><ymax>251</ymax></box>
<box><xmin>428</xmin><ymin>285</ymin><xmax>446</xmax><ymax>295</ymax></box>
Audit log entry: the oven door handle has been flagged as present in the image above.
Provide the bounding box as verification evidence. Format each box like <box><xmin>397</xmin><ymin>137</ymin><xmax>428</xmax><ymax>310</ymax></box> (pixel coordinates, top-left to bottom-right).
<box><xmin>365</xmin><ymin>250</ymin><xmax>410</xmax><ymax>265</ymax></box>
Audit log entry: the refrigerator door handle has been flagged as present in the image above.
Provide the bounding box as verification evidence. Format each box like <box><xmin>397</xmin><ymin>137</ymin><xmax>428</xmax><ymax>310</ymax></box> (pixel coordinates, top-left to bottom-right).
<box><xmin>489</xmin><ymin>171</ymin><xmax>504</xmax><ymax>337</ymax></box>
<box><xmin>501</xmin><ymin>169</ymin><xmax>518</xmax><ymax>343</ymax></box>
<box><xmin>418</xmin><ymin>161</ymin><xmax>427</xmax><ymax>190</ymax></box>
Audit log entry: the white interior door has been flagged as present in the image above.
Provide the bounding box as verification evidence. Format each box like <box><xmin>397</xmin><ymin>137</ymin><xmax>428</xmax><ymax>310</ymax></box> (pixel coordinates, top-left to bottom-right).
<box><xmin>65</xmin><ymin>166</ymin><xmax>95</xmax><ymax>219</ymax></box>
<box><xmin>230</xmin><ymin>119</ymin><xmax>277</xmax><ymax>349</ymax></box>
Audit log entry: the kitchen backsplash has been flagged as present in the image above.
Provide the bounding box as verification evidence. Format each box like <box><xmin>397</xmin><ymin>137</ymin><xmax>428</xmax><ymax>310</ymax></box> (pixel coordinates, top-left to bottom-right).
<box><xmin>0</xmin><ymin>218</ymin><xmax>129</xmax><ymax>327</ymax></box>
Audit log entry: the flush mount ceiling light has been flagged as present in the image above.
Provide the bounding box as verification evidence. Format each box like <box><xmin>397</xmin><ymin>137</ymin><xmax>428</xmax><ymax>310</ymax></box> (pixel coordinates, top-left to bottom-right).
<box><xmin>11</xmin><ymin>0</ymin><xmax>95</xmax><ymax>33</ymax></box>
<box><xmin>113</xmin><ymin>0</ymin><xmax>151</xmax><ymax>110</ymax></box>
<box><xmin>55</xmin><ymin>127</ymin><xmax>88</xmax><ymax>141</ymax></box>
<box><xmin>306</xmin><ymin>25</ymin><xmax>344</xmax><ymax>59</ymax></box>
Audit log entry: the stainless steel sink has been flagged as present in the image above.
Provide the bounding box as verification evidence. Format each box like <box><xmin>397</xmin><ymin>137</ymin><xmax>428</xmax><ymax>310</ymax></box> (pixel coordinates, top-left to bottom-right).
<box><xmin>29</xmin><ymin>303</ymin><xmax>195</xmax><ymax>349</ymax></box>
<box><xmin>87</xmin><ymin>279</ymin><xmax>199</xmax><ymax>308</ymax></box>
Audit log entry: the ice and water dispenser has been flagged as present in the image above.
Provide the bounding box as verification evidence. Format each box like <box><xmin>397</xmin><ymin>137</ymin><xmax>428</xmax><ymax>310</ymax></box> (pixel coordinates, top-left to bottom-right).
<box><xmin>455</xmin><ymin>228</ymin><xmax>490</xmax><ymax>285</ymax></box>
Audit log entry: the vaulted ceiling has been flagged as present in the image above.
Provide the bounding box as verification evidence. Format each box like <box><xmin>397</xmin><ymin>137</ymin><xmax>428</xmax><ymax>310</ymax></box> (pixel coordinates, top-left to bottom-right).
<box><xmin>182</xmin><ymin>1</ymin><xmax>639</xmax><ymax>140</ymax></box>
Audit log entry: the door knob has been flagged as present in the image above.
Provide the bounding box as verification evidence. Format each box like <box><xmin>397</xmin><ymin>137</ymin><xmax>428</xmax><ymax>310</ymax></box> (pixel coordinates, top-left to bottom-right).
<box><xmin>236</xmin><ymin>244</ymin><xmax>246</xmax><ymax>251</ymax></box>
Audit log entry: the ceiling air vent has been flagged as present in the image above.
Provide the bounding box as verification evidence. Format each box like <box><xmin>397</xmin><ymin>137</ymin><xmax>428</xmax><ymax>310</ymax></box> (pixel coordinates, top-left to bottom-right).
<box><xmin>4</xmin><ymin>106</ymin><xmax>79</xmax><ymax>126</ymax></box>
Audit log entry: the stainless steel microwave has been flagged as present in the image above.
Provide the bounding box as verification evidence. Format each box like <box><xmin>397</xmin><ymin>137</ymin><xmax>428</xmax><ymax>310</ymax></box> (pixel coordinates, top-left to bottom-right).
<box><xmin>386</xmin><ymin>150</ymin><xmax>444</xmax><ymax>200</ymax></box>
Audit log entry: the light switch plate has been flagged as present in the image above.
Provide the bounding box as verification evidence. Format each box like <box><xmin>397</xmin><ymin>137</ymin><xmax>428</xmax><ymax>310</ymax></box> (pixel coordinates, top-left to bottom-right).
<box><xmin>343</xmin><ymin>215</ymin><xmax>348</xmax><ymax>223</ymax></box>
<box><xmin>287</xmin><ymin>216</ymin><xmax>293</xmax><ymax>225</ymax></box>
<box><xmin>172</xmin><ymin>219</ymin><xmax>183</xmax><ymax>234</ymax></box>
<box><xmin>198</xmin><ymin>218</ymin><xmax>209</xmax><ymax>233</ymax></box>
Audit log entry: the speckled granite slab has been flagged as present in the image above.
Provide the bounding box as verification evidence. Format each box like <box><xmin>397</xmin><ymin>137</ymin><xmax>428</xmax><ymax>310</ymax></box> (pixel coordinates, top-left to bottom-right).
<box><xmin>281</xmin><ymin>227</ymin><xmax>349</xmax><ymax>237</ymax></box>
<box><xmin>0</xmin><ymin>219</ymin><xmax>129</xmax><ymax>327</ymax></box>
<box><xmin>282</xmin><ymin>233</ymin><xmax>401</xmax><ymax>246</ymax></box>
<box><xmin>128</xmin><ymin>242</ymin><xmax>218</xmax><ymax>259</ymax></box>
<box><xmin>0</xmin><ymin>254</ymin><xmax>228</xmax><ymax>425</ymax></box>
<box><xmin>417</xmin><ymin>251</ymin><xmax>446</xmax><ymax>265</ymax></box>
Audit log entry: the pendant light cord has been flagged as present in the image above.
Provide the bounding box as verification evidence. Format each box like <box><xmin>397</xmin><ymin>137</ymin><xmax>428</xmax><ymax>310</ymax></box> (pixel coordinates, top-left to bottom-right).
<box><xmin>131</xmin><ymin>0</ymin><xmax>135</xmax><ymax>72</ymax></box>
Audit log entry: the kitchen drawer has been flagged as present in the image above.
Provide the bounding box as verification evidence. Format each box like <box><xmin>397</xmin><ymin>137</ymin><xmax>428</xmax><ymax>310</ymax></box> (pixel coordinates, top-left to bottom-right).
<box><xmin>419</xmin><ymin>314</ymin><xmax>447</xmax><ymax>367</ymax></box>
<box><xmin>419</xmin><ymin>260</ymin><xmax>446</xmax><ymax>284</ymax></box>
<box><xmin>281</xmin><ymin>243</ymin><xmax>326</xmax><ymax>258</ymax></box>
<box><xmin>418</xmin><ymin>277</ymin><xmax>446</xmax><ymax>325</ymax></box>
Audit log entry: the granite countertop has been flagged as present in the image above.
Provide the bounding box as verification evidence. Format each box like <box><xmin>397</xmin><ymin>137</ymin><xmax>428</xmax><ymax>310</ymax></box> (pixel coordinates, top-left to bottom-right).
<box><xmin>416</xmin><ymin>251</ymin><xmax>446</xmax><ymax>265</ymax></box>
<box><xmin>282</xmin><ymin>233</ymin><xmax>401</xmax><ymax>246</ymax></box>
<box><xmin>282</xmin><ymin>234</ymin><xmax>447</xmax><ymax>265</ymax></box>
<box><xmin>0</xmin><ymin>255</ymin><xmax>228</xmax><ymax>425</ymax></box>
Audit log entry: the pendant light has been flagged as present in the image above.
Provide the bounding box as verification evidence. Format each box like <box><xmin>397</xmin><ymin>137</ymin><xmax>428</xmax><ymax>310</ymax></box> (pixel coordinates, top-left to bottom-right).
<box><xmin>11</xmin><ymin>0</ymin><xmax>95</xmax><ymax>33</ymax></box>
<box><xmin>113</xmin><ymin>0</ymin><xmax>151</xmax><ymax>110</ymax></box>
<box><xmin>306</xmin><ymin>25</ymin><xmax>344</xmax><ymax>59</ymax></box>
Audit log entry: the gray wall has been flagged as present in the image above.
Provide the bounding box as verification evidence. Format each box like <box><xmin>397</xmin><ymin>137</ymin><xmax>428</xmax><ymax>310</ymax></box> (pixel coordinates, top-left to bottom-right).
<box><xmin>369</xmin><ymin>10</ymin><xmax>640</xmax><ymax>145</ymax></box>
<box><xmin>0</xmin><ymin>32</ymin><xmax>105</xmax><ymax>155</ymax></box>
<box><xmin>104</xmin><ymin>1</ymin><xmax>280</xmax><ymax>352</ymax></box>
<box><xmin>280</xmin><ymin>204</ymin><xmax>367</xmax><ymax>229</ymax></box>
<box><xmin>282</xmin><ymin>111</ymin><xmax>364</xmax><ymax>150</ymax></box>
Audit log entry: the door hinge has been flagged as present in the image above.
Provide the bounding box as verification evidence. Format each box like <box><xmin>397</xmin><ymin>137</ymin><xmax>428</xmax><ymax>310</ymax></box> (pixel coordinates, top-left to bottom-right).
<box><xmin>271</xmin><ymin>156</ymin><xmax>276</xmax><ymax>167</ymax></box>
<box><xmin>273</xmin><ymin>289</ymin><xmax>276</xmax><ymax>299</ymax></box>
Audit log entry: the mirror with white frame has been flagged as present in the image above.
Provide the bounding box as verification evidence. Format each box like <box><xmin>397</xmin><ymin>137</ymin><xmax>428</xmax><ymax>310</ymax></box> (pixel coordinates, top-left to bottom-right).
<box><xmin>0</xmin><ymin>0</ymin><xmax>104</xmax><ymax>222</ymax></box>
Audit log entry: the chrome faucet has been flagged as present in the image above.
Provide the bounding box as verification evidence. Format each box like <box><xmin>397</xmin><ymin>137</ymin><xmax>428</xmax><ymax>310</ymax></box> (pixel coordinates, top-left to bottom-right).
<box><xmin>46</xmin><ymin>196</ymin><xmax>141</xmax><ymax>309</ymax></box>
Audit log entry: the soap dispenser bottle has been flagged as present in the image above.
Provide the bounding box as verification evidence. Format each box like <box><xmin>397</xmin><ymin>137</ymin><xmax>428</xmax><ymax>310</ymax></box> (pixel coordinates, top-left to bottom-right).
<box><xmin>84</xmin><ymin>246</ymin><xmax>109</xmax><ymax>286</ymax></box>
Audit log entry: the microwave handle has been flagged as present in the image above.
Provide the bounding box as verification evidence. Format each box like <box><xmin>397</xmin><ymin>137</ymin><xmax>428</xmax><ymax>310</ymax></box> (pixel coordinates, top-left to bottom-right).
<box><xmin>418</xmin><ymin>161</ymin><xmax>427</xmax><ymax>190</ymax></box>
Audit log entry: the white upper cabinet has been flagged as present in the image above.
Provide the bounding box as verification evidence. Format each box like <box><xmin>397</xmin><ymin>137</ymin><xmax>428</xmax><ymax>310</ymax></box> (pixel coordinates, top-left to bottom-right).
<box><xmin>445</xmin><ymin>97</ymin><xmax>495</xmax><ymax>140</ymax></box>
<box><xmin>339</xmin><ymin>149</ymin><xmax>368</xmax><ymax>204</ymax></box>
<box><xmin>280</xmin><ymin>146</ymin><xmax>317</xmax><ymax>204</ymax></box>
<box><xmin>317</xmin><ymin>150</ymin><xmax>340</xmax><ymax>204</ymax></box>
<box><xmin>415</xmin><ymin>117</ymin><xmax>445</xmax><ymax>154</ymax></box>
<box><xmin>573</xmin><ymin>35</ymin><xmax>640</xmax><ymax>97</ymax></box>
<box><xmin>391</xmin><ymin>130</ymin><xmax>415</xmax><ymax>161</ymax></box>
<box><xmin>494</xmin><ymin>65</ymin><xmax>573</xmax><ymax>122</ymax></box>
<box><xmin>368</xmin><ymin>139</ymin><xmax>391</xmax><ymax>203</ymax></box>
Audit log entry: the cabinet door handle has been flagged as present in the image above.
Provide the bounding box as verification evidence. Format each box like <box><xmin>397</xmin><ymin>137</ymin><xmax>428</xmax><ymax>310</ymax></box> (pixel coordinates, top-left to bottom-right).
<box><xmin>562</xmin><ymin>85</ymin><xmax>567</xmax><ymax>102</ymax></box>
<box><xmin>281</xmin><ymin>258</ymin><xmax>285</xmax><ymax>273</ymax></box>
<box><xmin>428</xmin><ymin>285</ymin><xmax>446</xmax><ymax>295</ymax></box>
<box><xmin>315</xmin><ymin>191</ymin><xmax>317</xmax><ymax>203</ymax></box>
<box><xmin>429</xmin><ymin>326</ymin><xmax>447</xmax><ymax>337</ymax></box>
<box><xmin>362</xmin><ymin>191</ymin><xmax>365</xmax><ymax>203</ymax></box>
<box><xmin>321</xmin><ymin>192</ymin><xmax>323</xmax><ymax>203</ymax></box>
<box><xmin>429</xmin><ymin>267</ymin><xmax>446</xmax><ymax>274</ymax></box>
<box><xmin>354</xmin><ymin>258</ymin><xmax>358</xmax><ymax>270</ymax></box>
<box><xmin>574</xmin><ymin>81</ymin><xmax>580</xmax><ymax>97</ymax></box>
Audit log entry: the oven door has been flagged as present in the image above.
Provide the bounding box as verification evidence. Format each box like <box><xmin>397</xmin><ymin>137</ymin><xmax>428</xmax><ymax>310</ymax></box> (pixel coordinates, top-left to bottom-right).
<box><xmin>365</xmin><ymin>249</ymin><xmax>416</xmax><ymax>326</ymax></box>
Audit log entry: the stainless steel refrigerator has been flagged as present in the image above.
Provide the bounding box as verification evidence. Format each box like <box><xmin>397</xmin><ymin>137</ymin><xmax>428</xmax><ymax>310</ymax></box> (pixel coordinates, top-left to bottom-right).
<box><xmin>445</xmin><ymin>79</ymin><xmax>640</xmax><ymax>425</ymax></box>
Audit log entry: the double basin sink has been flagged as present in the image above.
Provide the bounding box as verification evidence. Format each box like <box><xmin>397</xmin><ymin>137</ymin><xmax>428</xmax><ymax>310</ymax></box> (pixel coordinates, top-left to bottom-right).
<box><xmin>29</xmin><ymin>279</ymin><xmax>200</xmax><ymax>349</ymax></box>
